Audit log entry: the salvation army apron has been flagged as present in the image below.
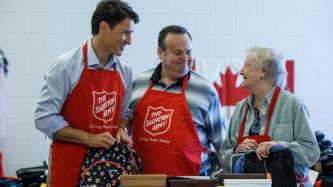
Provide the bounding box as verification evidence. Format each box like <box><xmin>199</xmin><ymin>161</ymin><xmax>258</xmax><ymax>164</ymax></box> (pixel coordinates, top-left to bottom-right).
<box><xmin>236</xmin><ymin>86</ymin><xmax>309</xmax><ymax>186</ymax></box>
<box><xmin>237</xmin><ymin>87</ymin><xmax>281</xmax><ymax>144</ymax></box>
<box><xmin>132</xmin><ymin>74</ymin><xmax>203</xmax><ymax>176</ymax></box>
<box><xmin>50</xmin><ymin>41</ymin><xmax>124</xmax><ymax>187</ymax></box>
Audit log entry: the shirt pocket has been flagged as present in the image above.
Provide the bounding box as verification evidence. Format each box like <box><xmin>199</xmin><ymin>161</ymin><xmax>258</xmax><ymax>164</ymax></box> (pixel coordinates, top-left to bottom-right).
<box><xmin>273</xmin><ymin>122</ymin><xmax>293</xmax><ymax>142</ymax></box>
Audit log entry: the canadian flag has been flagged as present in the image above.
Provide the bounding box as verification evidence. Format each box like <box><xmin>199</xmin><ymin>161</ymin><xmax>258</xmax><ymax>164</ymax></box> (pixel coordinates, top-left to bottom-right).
<box><xmin>0</xmin><ymin>56</ymin><xmax>5</xmax><ymax>177</ymax></box>
<box><xmin>0</xmin><ymin>68</ymin><xmax>5</xmax><ymax>139</ymax></box>
<box><xmin>193</xmin><ymin>58</ymin><xmax>294</xmax><ymax>125</ymax></box>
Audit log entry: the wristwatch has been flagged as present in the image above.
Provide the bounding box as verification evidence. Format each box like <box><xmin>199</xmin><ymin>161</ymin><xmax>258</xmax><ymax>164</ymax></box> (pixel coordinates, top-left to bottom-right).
<box><xmin>119</xmin><ymin>124</ymin><xmax>128</xmax><ymax>133</ymax></box>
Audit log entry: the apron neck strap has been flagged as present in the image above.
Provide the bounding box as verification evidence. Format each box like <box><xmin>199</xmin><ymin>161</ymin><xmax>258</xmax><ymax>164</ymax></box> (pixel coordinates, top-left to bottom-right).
<box><xmin>148</xmin><ymin>73</ymin><xmax>190</xmax><ymax>93</ymax></box>
<box><xmin>238</xmin><ymin>86</ymin><xmax>281</xmax><ymax>140</ymax></box>
<box><xmin>83</xmin><ymin>41</ymin><xmax>88</xmax><ymax>68</ymax></box>
<box><xmin>263</xmin><ymin>86</ymin><xmax>281</xmax><ymax>135</ymax></box>
<box><xmin>82</xmin><ymin>41</ymin><xmax>118</xmax><ymax>71</ymax></box>
<box><xmin>181</xmin><ymin>73</ymin><xmax>190</xmax><ymax>94</ymax></box>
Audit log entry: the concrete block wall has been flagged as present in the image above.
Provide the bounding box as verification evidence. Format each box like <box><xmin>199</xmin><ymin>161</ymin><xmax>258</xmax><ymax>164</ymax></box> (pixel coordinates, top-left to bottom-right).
<box><xmin>0</xmin><ymin>0</ymin><xmax>332</xmax><ymax>176</ymax></box>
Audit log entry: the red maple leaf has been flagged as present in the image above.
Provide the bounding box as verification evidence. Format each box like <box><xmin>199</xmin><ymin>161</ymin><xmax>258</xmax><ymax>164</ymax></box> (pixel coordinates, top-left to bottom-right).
<box><xmin>213</xmin><ymin>67</ymin><xmax>249</xmax><ymax>106</ymax></box>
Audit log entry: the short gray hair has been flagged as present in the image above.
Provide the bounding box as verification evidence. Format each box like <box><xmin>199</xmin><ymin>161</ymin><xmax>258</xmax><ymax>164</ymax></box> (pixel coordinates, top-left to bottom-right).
<box><xmin>247</xmin><ymin>47</ymin><xmax>287</xmax><ymax>88</ymax></box>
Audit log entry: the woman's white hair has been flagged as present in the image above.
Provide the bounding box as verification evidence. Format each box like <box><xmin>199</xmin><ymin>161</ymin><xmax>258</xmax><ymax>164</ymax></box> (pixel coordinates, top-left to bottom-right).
<box><xmin>247</xmin><ymin>47</ymin><xmax>287</xmax><ymax>88</ymax></box>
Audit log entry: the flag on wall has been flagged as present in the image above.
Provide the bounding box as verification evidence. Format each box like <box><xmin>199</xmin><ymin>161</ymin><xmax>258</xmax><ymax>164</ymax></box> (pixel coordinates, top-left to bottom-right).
<box><xmin>0</xmin><ymin>68</ymin><xmax>4</xmax><ymax>176</ymax></box>
<box><xmin>0</xmin><ymin>49</ymin><xmax>8</xmax><ymax>176</ymax></box>
<box><xmin>194</xmin><ymin>58</ymin><xmax>294</xmax><ymax>125</ymax></box>
<box><xmin>0</xmin><ymin>152</ymin><xmax>3</xmax><ymax>177</ymax></box>
<box><xmin>285</xmin><ymin>60</ymin><xmax>294</xmax><ymax>93</ymax></box>
<box><xmin>0</xmin><ymin>49</ymin><xmax>8</xmax><ymax>139</ymax></box>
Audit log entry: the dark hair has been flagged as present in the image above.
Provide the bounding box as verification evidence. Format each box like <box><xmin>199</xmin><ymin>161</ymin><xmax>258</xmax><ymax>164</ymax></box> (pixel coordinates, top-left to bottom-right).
<box><xmin>91</xmin><ymin>0</ymin><xmax>139</xmax><ymax>35</ymax></box>
<box><xmin>158</xmin><ymin>25</ymin><xmax>192</xmax><ymax>51</ymax></box>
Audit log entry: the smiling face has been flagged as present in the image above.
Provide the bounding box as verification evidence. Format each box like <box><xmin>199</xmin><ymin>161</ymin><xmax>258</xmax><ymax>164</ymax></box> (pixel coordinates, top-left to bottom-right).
<box><xmin>158</xmin><ymin>33</ymin><xmax>193</xmax><ymax>80</ymax></box>
<box><xmin>240</xmin><ymin>54</ymin><xmax>263</xmax><ymax>91</ymax></box>
<box><xmin>100</xmin><ymin>17</ymin><xmax>134</xmax><ymax>56</ymax></box>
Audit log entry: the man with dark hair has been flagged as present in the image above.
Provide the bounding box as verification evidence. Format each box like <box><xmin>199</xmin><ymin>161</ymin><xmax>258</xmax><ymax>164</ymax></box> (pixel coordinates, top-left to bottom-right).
<box><xmin>34</xmin><ymin>0</ymin><xmax>139</xmax><ymax>186</ymax></box>
<box><xmin>130</xmin><ymin>25</ymin><xmax>226</xmax><ymax>176</ymax></box>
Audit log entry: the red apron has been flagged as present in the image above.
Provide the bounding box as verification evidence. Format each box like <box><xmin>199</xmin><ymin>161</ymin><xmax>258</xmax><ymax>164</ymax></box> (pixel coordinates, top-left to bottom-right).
<box><xmin>237</xmin><ymin>87</ymin><xmax>281</xmax><ymax>144</ymax></box>
<box><xmin>237</xmin><ymin>87</ymin><xmax>309</xmax><ymax>186</ymax></box>
<box><xmin>132</xmin><ymin>75</ymin><xmax>203</xmax><ymax>176</ymax></box>
<box><xmin>50</xmin><ymin>41</ymin><xmax>124</xmax><ymax>187</ymax></box>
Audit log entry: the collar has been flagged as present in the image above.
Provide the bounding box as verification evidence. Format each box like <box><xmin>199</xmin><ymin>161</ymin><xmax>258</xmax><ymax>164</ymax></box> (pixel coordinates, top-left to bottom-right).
<box><xmin>247</xmin><ymin>86</ymin><xmax>278</xmax><ymax>109</ymax></box>
<box><xmin>86</xmin><ymin>39</ymin><xmax>117</xmax><ymax>69</ymax></box>
<box><xmin>149</xmin><ymin>62</ymin><xmax>190</xmax><ymax>86</ymax></box>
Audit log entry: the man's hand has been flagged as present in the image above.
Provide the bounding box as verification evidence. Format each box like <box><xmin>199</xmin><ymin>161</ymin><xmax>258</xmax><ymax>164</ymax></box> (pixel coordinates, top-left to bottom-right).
<box><xmin>235</xmin><ymin>138</ymin><xmax>258</xmax><ymax>153</ymax></box>
<box><xmin>256</xmin><ymin>141</ymin><xmax>278</xmax><ymax>161</ymax></box>
<box><xmin>85</xmin><ymin>131</ymin><xmax>117</xmax><ymax>149</ymax></box>
<box><xmin>54</xmin><ymin>126</ymin><xmax>116</xmax><ymax>149</ymax></box>
<box><xmin>116</xmin><ymin>128</ymin><xmax>132</xmax><ymax>147</ymax></box>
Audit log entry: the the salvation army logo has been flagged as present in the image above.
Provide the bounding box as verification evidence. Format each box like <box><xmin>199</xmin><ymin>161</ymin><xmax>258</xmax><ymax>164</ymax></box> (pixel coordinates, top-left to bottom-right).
<box><xmin>143</xmin><ymin>106</ymin><xmax>174</xmax><ymax>136</ymax></box>
<box><xmin>92</xmin><ymin>91</ymin><xmax>117</xmax><ymax>123</ymax></box>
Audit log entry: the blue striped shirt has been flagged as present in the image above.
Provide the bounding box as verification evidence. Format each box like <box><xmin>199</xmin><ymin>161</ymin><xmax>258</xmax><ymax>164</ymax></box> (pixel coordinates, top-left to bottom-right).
<box><xmin>130</xmin><ymin>63</ymin><xmax>226</xmax><ymax>173</ymax></box>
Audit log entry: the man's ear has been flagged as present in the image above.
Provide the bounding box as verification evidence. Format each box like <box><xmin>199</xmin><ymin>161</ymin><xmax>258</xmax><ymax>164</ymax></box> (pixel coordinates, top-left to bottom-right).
<box><xmin>99</xmin><ymin>21</ymin><xmax>109</xmax><ymax>33</ymax></box>
<box><xmin>260</xmin><ymin>71</ymin><xmax>266</xmax><ymax>80</ymax></box>
<box><xmin>157</xmin><ymin>47</ymin><xmax>163</xmax><ymax>61</ymax></box>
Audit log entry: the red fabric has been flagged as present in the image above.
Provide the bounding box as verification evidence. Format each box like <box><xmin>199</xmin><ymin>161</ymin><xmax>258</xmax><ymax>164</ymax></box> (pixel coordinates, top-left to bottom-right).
<box><xmin>132</xmin><ymin>75</ymin><xmax>202</xmax><ymax>176</ymax></box>
<box><xmin>237</xmin><ymin>87</ymin><xmax>281</xmax><ymax>144</ymax></box>
<box><xmin>50</xmin><ymin>41</ymin><xmax>125</xmax><ymax>187</ymax></box>
<box><xmin>314</xmin><ymin>179</ymin><xmax>322</xmax><ymax>187</ymax></box>
<box><xmin>214</xmin><ymin>67</ymin><xmax>249</xmax><ymax>106</ymax></box>
<box><xmin>0</xmin><ymin>151</ymin><xmax>4</xmax><ymax>177</ymax></box>
<box><xmin>286</xmin><ymin>60</ymin><xmax>294</xmax><ymax>93</ymax></box>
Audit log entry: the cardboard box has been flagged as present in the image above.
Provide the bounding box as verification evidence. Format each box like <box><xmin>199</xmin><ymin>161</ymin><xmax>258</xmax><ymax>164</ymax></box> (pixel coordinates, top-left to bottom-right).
<box><xmin>120</xmin><ymin>174</ymin><xmax>167</xmax><ymax>187</ymax></box>
<box><xmin>218</xmin><ymin>173</ymin><xmax>266</xmax><ymax>186</ymax></box>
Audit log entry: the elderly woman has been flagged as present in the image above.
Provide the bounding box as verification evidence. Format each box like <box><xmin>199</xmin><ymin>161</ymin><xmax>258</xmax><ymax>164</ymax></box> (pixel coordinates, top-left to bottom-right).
<box><xmin>220</xmin><ymin>47</ymin><xmax>319</xmax><ymax>186</ymax></box>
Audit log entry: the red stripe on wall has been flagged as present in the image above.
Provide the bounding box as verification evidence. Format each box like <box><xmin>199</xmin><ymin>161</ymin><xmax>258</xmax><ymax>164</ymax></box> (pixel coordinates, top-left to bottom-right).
<box><xmin>286</xmin><ymin>60</ymin><xmax>294</xmax><ymax>93</ymax></box>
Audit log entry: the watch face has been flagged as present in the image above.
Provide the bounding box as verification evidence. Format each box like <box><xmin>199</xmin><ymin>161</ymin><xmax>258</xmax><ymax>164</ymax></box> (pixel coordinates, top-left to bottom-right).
<box><xmin>120</xmin><ymin>125</ymin><xmax>128</xmax><ymax>133</ymax></box>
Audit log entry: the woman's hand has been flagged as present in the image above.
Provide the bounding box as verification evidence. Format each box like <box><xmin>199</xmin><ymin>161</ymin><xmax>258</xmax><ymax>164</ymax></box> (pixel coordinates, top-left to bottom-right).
<box><xmin>235</xmin><ymin>138</ymin><xmax>258</xmax><ymax>153</ymax></box>
<box><xmin>256</xmin><ymin>141</ymin><xmax>278</xmax><ymax>160</ymax></box>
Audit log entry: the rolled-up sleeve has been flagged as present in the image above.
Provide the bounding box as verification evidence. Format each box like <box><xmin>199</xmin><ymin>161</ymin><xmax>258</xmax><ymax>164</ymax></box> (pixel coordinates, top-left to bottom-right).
<box><xmin>119</xmin><ymin>63</ymin><xmax>132</xmax><ymax>120</ymax></box>
<box><xmin>277</xmin><ymin>98</ymin><xmax>320</xmax><ymax>167</ymax></box>
<box><xmin>34</xmin><ymin>60</ymin><xmax>70</xmax><ymax>139</ymax></box>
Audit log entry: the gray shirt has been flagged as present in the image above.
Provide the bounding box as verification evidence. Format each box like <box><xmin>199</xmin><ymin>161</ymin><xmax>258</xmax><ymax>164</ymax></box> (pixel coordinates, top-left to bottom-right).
<box><xmin>220</xmin><ymin>86</ymin><xmax>320</xmax><ymax>178</ymax></box>
<box><xmin>35</xmin><ymin>39</ymin><xmax>132</xmax><ymax>139</ymax></box>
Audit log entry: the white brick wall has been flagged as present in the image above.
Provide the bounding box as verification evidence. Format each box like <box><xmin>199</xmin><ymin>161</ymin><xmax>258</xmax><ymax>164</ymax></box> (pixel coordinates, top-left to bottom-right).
<box><xmin>0</xmin><ymin>0</ymin><xmax>332</xmax><ymax>176</ymax></box>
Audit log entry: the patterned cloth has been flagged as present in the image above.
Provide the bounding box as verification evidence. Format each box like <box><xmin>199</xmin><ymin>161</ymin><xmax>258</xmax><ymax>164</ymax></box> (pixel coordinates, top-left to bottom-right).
<box><xmin>79</xmin><ymin>143</ymin><xmax>142</xmax><ymax>187</ymax></box>
<box><xmin>315</xmin><ymin>130</ymin><xmax>333</xmax><ymax>162</ymax></box>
